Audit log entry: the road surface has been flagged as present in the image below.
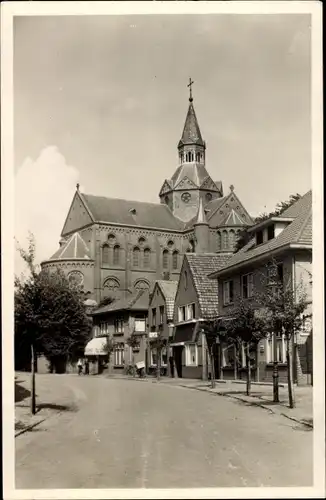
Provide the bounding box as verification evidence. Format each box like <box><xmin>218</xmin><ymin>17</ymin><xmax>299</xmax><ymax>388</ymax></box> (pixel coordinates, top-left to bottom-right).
<box><xmin>15</xmin><ymin>375</ymin><xmax>313</xmax><ymax>488</ymax></box>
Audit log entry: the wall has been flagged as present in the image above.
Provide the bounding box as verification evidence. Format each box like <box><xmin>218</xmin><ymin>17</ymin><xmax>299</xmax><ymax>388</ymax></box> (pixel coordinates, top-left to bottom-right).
<box><xmin>148</xmin><ymin>284</ymin><xmax>170</xmax><ymax>339</ymax></box>
<box><xmin>173</xmin><ymin>259</ymin><xmax>200</xmax><ymax>325</ymax></box>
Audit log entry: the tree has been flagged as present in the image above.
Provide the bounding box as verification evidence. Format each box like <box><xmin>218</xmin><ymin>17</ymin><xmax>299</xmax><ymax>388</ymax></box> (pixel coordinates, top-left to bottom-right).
<box><xmin>126</xmin><ymin>333</ymin><xmax>140</xmax><ymax>377</ymax></box>
<box><xmin>257</xmin><ymin>261</ymin><xmax>308</xmax><ymax>408</ymax></box>
<box><xmin>234</xmin><ymin>228</ymin><xmax>252</xmax><ymax>253</ymax></box>
<box><xmin>97</xmin><ymin>295</ymin><xmax>114</xmax><ymax>308</ymax></box>
<box><xmin>15</xmin><ymin>234</ymin><xmax>92</xmax><ymax>414</ymax></box>
<box><xmin>201</xmin><ymin>320</ymin><xmax>219</xmax><ymax>388</ymax></box>
<box><xmin>149</xmin><ymin>328</ymin><xmax>166</xmax><ymax>381</ymax></box>
<box><xmin>223</xmin><ymin>299</ymin><xmax>267</xmax><ymax>396</ymax></box>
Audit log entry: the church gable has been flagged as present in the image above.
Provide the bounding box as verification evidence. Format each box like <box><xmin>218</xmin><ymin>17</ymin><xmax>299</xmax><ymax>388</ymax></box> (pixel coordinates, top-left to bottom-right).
<box><xmin>61</xmin><ymin>191</ymin><xmax>94</xmax><ymax>236</ymax></box>
<box><xmin>159</xmin><ymin>180</ymin><xmax>173</xmax><ymax>196</ymax></box>
<box><xmin>208</xmin><ymin>189</ymin><xmax>253</xmax><ymax>228</ymax></box>
<box><xmin>174</xmin><ymin>176</ymin><xmax>198</xmax><ymax>191</ymax></box>
<box><xmin>200</xmin><ymin>176</ymin><xmax>218</xmax><ymax>192</ymax></box>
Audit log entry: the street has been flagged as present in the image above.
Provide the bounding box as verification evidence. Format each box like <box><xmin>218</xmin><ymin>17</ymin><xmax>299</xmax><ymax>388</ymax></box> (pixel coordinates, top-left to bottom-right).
<box><xmin>15</xmin><ymin>374</ymin><xmax>313</xmax><ymax>489</ymax></box>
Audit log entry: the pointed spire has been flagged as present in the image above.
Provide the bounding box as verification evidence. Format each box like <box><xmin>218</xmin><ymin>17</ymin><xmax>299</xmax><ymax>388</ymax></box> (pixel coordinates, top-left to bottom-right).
<box><xmin>178</xmin><ymin>81</ymin><xmax>205</xmax><ymax>148</ymax></box>
<box><xmin>194</xmin><ymin>197</ymin><xmax>208</xmax><ymax>225</ymax></box>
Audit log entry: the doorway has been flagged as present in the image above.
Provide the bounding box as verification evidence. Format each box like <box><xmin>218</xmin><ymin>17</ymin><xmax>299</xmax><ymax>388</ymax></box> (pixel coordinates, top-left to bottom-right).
<box><xmin>174</xmin><ymin>346</ymin><xmax>183</xmax><ymax>378</ymax></box>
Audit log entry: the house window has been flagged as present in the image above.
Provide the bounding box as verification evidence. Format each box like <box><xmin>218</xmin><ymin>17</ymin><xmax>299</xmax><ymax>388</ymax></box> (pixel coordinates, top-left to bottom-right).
<box><xmin>135</xmin><ymin>315</ymin><xmax>146</xmax><ymax>333</ymax></box>
<box><xmin>152</xmin><ymin>308</ymin><xmax>156</xmax><ymax>327</ymax></box>
<box><xmin>186</xmin><ymin>303</ymin><xmax>195</xmax><ymax>320</ymax></box>
<box><xmin>223</xmin><ymin>280</ymin><xmax>234</xmax><ymax>305</ymax></box>
<box><xmin>185</xmin><ymin>344</ymin><xmax>198</xmax><ymax>366</ymax></box>
<box><xmin>113</xmin><ymin>245</ymin><xmax>120</xmax><ymax>265</ymax></box>
<box><xmin>222</xmin><ymin>230</ymin><xmax>228</xmax><ymax>250</ymax></box>
<box><xmin>163</xmin><ymin>250</ymin><xmax>169</xmax><ymax>269</ymax></box>
<box><xmin>143</xmin><ymin>248</ymin><xmax>151</xmax><ymax>268</ymax></box>
<box><xmin>256</xmin><ymin>230</ymin><xmax>263</xmax><ymax>245</ymax></box>
<box><xmin>133</xmin><ymin>247</ymin><xmax>140</xmax><ymax>267</ymax></box>
<box><xmin>114</xmin><ymin>317</ymin><xmax>124</xmax><ymax>334</ymax></box>
<box><xmin>267</xmin><ymin>225</ymin><xmax>275</xmax><ymax>240</ymax></box>
<box><xmin>268</xmin><ymin>263</ymin><xmax>284</xmax><ymax>287</ymax></box>
<box><xmin>113</xmin><ymin>343</ymin><xmax>125</xmax><ymax>366</ymax></box>
<box><xmin>102</xmin><ymin>244</ymin><xmax>109</xmax><ymax>264</ymax></box>
<box><xmin>172</xmin><ymin>251</ymin><xmax>178</xmax><ymax>270</ymax></box>
<box><xmin>266</xmin><ymin>334</ymin><xmax>286</xmax><ymax>363</ymax></box>
<box><xmin>159</xmin><ymin>306</ymin><xmax>164</xmax><ymax>325</ymax></box>
<box><xmin>150</xmin><ymin>347</ymin><xmax>167</xmax><ymax>366</ymax></box>
<box><xmin>241</xmin><ymin>273</ymin><xmax>254</xmax><ymax>299</ymax></box>
<box><xmin>178</xmin><ymin>306</ymin><xmax>186</xmax><ymax>322</ymax></box>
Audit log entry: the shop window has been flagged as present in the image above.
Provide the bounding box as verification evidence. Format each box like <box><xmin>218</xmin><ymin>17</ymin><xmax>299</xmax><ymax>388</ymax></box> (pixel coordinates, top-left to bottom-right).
<box><xmin>185</xmin><ymin>344</ymin><xmax>198</xmax><ymax>366</ymax></box>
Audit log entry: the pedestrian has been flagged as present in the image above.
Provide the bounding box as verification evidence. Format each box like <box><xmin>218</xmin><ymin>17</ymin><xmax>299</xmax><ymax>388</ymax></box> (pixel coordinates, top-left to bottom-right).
<box><xmin>169</xmin><ymin>356</ymin><xmax>175</xmax><ymax>378</ymax></box>
<box><xmin>77</xmin><ymin>358</ymin><xmax>83</xmax><ymax>376</ymax></box>
<box><xmin>84</xmin><ymin>358</ymin><xmax>89</xmax><ymax>375</ymax></box>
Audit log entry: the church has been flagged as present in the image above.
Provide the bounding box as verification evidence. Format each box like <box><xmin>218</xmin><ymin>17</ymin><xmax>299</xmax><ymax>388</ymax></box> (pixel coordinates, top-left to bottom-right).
<box><xmin>41</xmin><ymin>83</ymin><xmax>253</xmax><ymax>303</ymax></box>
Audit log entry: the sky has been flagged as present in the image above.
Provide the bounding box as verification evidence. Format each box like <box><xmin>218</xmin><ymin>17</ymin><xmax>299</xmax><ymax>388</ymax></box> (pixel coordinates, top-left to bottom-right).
<box><xmin>14</xmin><ymin>14</ymin><xmax>311</xmax><ymax>275</ymax></box>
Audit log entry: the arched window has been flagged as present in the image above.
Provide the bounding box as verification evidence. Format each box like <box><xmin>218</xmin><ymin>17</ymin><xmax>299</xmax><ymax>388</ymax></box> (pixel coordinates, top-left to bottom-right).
<box><xmin>222</xmin><ymin>230</ymin><xmax>228</xmax><ymax>250</ymax></box>
<box><xmin>189</xmin><ymin>239</ymin><xmax>195</xmax><ymax>252</ymax></box>
<box><xmin>134</xmin><ymin>279</ymin><xmax>150</xmax><ymax>290</ymax></box>
<box><xmin>102</xmin><ymin>244</ymin><xmax>109</xmax><ymax>264</ymax></box>
<box><xmin>163</xmin><ymin>249</ymin><xmax>169</xmax><ymax>269</ymax></box>
<box><xmin>196</xmin><ymin>152</ymin><xmax>200</xmax><ymax>162</ymax></box>
<box><xmin>113</xmin><ymin>245</ymin><xmax>120</xmax><ymax>265</ymax></box>
<box><xmin>172</xmin><ymin>250</ymin><xmax>178</xmax><ymax>270</ymax></box>
<box><xmin>229</xmin><ymin>230</ymin><xmax>235</xmax><ymax>250</ymax></box>
<box><xmin>216</xmin><ymin>232</ymin><xmax>221</xmax><ymax>251</ymax></box>
<box><xmin>103</xmin><ymin>277</ymin><xmax>120</xmax><ymax>291</ymax></box>
<box><xmin>143</xmin><ymin>248</ymin><xmax>151</xmax><ymax>268</ymax></box>
<box><xmin>133</xmin><ymin>247</ymin><xmax>140</xmax><ymax>267</ymax></box>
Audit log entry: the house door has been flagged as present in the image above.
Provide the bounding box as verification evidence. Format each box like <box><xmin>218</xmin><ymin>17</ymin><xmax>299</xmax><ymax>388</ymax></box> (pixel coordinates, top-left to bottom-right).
<box><xmin>213</xmin><ymin>343</ymin><xmax>221</xmax><ymax>380</ymax></box>
<box><xmin>174</xmin><ymin>346</ymin><xmax>183</xmax><ymax>378</ymax></box>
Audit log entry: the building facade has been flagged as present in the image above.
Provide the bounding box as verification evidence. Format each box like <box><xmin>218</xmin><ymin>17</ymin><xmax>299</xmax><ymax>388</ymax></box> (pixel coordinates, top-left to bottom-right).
<box><xmin>41</xmin><ymin>88</ymin><xmax>253</xmax><ymax>305</ymax></box>
<box><xmin>210</xmin><ymin>191</ymin><xmax>313</xmax><ymax>385</ymax></box>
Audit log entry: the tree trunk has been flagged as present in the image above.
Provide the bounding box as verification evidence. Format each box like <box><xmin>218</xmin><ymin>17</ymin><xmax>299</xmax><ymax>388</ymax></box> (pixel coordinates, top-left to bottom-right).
<box><xmin>286</xmin><ymin>335</ymin><xmax>295</xmax><ymax>408</ymax></box>
<box><xmin>157</xmin><ymin>348</ymin><xmax>161</xmax><ymax>381</ymax></box>
<box><xmin>272</xmin><ymin>332</ymin><xmax>279</xmax><ymax>402</ymax></box>
<box><xmin>233</xmin><ymin>344</ymin><xmax>237</xmax><ymax>380</ymax></box>
<box><xmin>132</xmin><ymin>353</ymin><xmax>135</xmax><ymax>377</ymax></box>
<box><xmin>210</xmin><ymin>348</ymin><xmax>216</xmax><ymax>389</ymax></box>
<box><xmin>30</xmin><ymin>343</ymin><xmax>36</xmax><ymax>415</ymax></box>
<box><xmin>246</xmin><ymin>342</ymin><xmax>251</xmax><ymax>396</ymax></box>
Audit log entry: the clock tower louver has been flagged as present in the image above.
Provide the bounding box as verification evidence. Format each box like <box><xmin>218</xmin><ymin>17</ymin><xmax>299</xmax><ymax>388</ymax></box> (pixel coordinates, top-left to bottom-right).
<box><xmin>159</xmin><ymin>79</ymin><xmax>223</xmax><ymax>223</ymax></box>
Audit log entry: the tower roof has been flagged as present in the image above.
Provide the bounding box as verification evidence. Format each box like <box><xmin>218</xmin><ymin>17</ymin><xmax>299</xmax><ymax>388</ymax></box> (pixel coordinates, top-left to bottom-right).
<box><xmin>194</xmin><ymin>197</ymin><xmax>208</xmax><ymax>225</ymax></box>
<box><xmin>178</xmin><ymin>101</ymin><xmax>205</xmax><ymax>148</ymax></box>
<box><xmin>48</xmin><ymin>232</ymin><xmax>92</xmax><ymax>261</ymax></box>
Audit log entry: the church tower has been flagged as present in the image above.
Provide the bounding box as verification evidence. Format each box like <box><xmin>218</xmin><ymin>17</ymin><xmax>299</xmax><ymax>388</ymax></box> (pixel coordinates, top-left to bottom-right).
<box><xmin>159</xmin><ymin>79</ymin><xmax>223</xmax><ymax>223</ymax></box>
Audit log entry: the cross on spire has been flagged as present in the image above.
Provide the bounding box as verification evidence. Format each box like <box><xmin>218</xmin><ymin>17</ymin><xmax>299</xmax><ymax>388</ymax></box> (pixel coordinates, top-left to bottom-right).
<box><xmin>188</xmin><ymin>77</ymin><xmax>194</xmax><ymax>102</ymax></box>
<box><xmin>229</xmin><ymin>184</ymin><xmax>234</xmax><ymax>192</ymax></box>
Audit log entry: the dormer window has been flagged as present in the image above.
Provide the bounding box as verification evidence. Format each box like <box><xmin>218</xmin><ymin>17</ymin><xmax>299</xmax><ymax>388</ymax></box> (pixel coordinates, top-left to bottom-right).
<box><xmin>256</xmin><ymin>230</ymin><xmax>263</xmax><ymax>245</ymax></box>
<box><xmin>267</xmin><ymin>224</ymin><xmax>275</xmax><ymax>241</ymax></box>
<box><xmin>129</xmin><ymin>208</ymin><xmax>136</xmax><ymax>215</ymax></box>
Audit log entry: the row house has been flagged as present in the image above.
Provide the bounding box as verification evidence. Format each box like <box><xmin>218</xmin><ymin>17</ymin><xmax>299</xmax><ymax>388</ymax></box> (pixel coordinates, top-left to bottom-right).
<box><xmin>210</xmin><ymin>190</ymin><xmax>313</xmax><ymax>385</ymax></box>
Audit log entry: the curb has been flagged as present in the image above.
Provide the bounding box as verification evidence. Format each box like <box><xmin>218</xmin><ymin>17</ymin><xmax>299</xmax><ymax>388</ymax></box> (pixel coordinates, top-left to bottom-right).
<box><xmin>15</xmin><ymin>418</ymin><xmax>48</xmax><ymax>438</ymax></box>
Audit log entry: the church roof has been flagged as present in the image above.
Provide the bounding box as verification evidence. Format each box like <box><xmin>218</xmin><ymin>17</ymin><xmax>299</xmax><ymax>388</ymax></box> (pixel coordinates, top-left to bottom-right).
<box><xmin>178</xmin><ymin>101</ymin><xmax>205</xmax><ymax>148</ymax></box>
<box><xmin>171</xmin><ymin>163</ymin><xmax>216</xmax><ymax>189</ymax></box>
<box><xmin>212</xmin><ymin>190</ymin><xmax>312</xmax><ymax>277</ymax></box>
<box><xmin>194</xmin><ymin>197</ymin><xmax>207</xmax><ymax>225</ymax></box>
<box><xmin>185</xmin><ymin>253</ymin><xmax>232</xmax><ymax>319</ymax></box>
<box><xmin>81</xmin><ymin>193</ymin><xmax>184</xmax><ymax>231</ymax></box>
<box><xmin>49</xmin><ymin>232</ymin><xmax>92</xmax><ymax>261</ymax></box>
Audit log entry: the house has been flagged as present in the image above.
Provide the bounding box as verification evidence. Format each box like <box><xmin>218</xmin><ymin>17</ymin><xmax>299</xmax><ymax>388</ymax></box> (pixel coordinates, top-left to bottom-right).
<box><xmin>171</xmin><ymin>253</ymin><xmax>232</xmax><ymax>379</ymax></box>
<box><xmin>89</xmin><ymin>289</ymin><xmax>149</xmax><ymax>374</ymax></box>
<box><xmin>148</xmin><ymin>280</ymin><xmax>178</xmax><ymax>375</ymax></box>
<box><xmin>210</xmin><ymin>190</ymin><xmax>313</xmax><ymax>385</ymax></box>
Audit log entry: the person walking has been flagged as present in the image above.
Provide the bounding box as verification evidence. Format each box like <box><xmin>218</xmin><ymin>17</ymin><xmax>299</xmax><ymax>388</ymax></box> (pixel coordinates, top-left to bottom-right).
<box><xmin>77</xmin><ymin>358</ymin><xmax>83</xmax><ymax>376</ymax></box>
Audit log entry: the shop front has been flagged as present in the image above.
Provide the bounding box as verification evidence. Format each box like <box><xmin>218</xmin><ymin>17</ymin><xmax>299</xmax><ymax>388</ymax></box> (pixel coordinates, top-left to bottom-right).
<box><xmin>84</xmin><ymin>336</ymin><xmax>109</xmax><ymax>375</ymax></box>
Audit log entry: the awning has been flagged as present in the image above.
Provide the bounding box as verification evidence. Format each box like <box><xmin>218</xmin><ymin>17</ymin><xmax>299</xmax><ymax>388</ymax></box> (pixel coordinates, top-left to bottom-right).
<box><xmin>84</xmin><ymin>337</ymin><xmax>108</xmax><ymax>356</ymax></box>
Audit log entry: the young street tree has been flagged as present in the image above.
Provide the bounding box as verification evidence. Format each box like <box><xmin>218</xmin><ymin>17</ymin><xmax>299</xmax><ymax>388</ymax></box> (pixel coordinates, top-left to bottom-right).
<box><xmin>223</xmin><ymin>299</ymin><xmax>267</xmax><ymax>396</ymax></box>
<box><xmin>15</xmin><ymin>234</ymin><xmax>92</xmax><ymax>414</ymax></box>
<box><xmin>149</xmin><ymin>328</ymin><xmax>166</xmax><ymax>381</ymax></box>
<box><xmin>257</xmin><ymin>261</ymin><xmax>308</xmax><ymax>408</ymax></box>
<box><xmin>201</xmin><ymin>320</ymin><xmax>219</xmax><ymax>389</ymax></box>
<box><xmin>126</xmin><ymin>333</ymin><xmax>140</xmax><ymax>377</ymax></box>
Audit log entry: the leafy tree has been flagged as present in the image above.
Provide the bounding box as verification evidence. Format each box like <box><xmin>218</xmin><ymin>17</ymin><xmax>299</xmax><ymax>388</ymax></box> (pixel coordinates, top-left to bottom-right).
<box><xmin>15</xmin><ymin>234</ymin><xmax>92</xmax><ymax>413</ymax></box>
<box><xmin>149</xmin><ymin>329</ymin><xmax>167</xmax><ymax>381</ymax></box>
<box><xmin>223</xmin><ymin>299</ymin><xmax>267</xmax><ymax>396</ymax></box>
<box><xmin>234</xmin><ymin>228</ymin><xmax>252</xmax><ymax>253</ymax></box>
<box><xmin>201</xmin><ymin>319</ymin><xmax>219</xmax><ymax>388</ymax></box>
<box><xmin>257</xmin><ymin>261</ymin><xmax>308</xmax><ymax>408</ymax></box>
<box><xmin>126</xmin><ymin>333</ymin><xmax>140</xmax><ymax>377</ymax></box>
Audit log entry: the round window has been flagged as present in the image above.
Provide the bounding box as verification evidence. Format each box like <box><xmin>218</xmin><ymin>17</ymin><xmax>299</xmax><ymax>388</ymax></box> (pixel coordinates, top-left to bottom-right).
<box><xmin>181</xmin><ymin>192</ymin><xmax>191</xmax><ymax>203</ymax></box>
<box><xmin>68</xmin><ymin>270</ymin><xmax>84</xmax><ymax>287</ymax></box>
<box><xmin>205</xmin><ymin>192</ymin><xmax>213</xmax><ymax>202</ymax></box>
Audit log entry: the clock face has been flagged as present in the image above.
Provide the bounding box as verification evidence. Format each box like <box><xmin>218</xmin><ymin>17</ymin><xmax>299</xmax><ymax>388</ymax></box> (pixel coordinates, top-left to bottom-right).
<box><xmin>68</xmin><ymin>270</ymin><xmax>84</xmax><ymax>287</ymax></box>
<box><xmin>181</xmin><ymin>192</ymin><xmax>191</xmax><ymax>203</ymax></box>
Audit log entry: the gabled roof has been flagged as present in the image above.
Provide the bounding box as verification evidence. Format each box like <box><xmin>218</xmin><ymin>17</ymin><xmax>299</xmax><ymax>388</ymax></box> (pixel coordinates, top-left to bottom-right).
<box><xmin>155</xmin><ymin>280</ymin><xmax>178</xmax><ymax>321</ymax></box>
<box><xmin>81</xmin><ymin>193</ymin><xmax>184</xmax><ymax>231</ymax></box>
<box><xmin>194</xmin><ymin>197</ymin><xmax>208</xmax><ymax>225</ymax></box>
<box><xmin>185</xmin><ymin>253</ymin><xmax>232</xmax><ymax>319</ymax></box>
<box><xmin>178</xmin><ymin>101</ymin><xmax>205</xmax><ymax>148</ymax></box>
<box><xmin>220</xmin><ymin>209</ymin><xmax>247</xmax><ymax>227</ymax></box>
<box><xmin>170</xmin><ymin>163</ymin><xmax>215</xmax><ymax>188</ymax></box>
<box><xmin>48</xmin><ymin>232</ymin><xmax>92</xmax><ymax>261</ymax></box>
<box><xmin>206</xmin><ymin>190</ymin><xmax>253</xmax><ymax>227</ymax></box>
<box><xmin>211</xmin><ymin>190</ymin><xmax>312</xmax><ymax>277</ymax></box>
<box><xmin>93</xmin><ymin>289</ymin><xmax>149</xmax><ymax>316</ymax></box>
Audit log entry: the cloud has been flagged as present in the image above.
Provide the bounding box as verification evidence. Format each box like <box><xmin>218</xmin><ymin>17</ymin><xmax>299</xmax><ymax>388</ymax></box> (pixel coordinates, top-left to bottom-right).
<box><xmin>15</xmin><ymin>146</ymin><xmax>80</xmax><ymax>277</ymax></box>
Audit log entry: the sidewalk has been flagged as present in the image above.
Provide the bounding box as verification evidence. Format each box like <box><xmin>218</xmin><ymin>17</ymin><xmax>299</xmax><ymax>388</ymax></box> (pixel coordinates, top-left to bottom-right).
<box><xmin>109</xmin><ymin>373</ymin><xmax>313</xmax><ymax>428</ymax></box>
<box><xmin>15</xmin><ymin>372</ymin><xmax>78</xmax><ymax>437</ymax></box>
